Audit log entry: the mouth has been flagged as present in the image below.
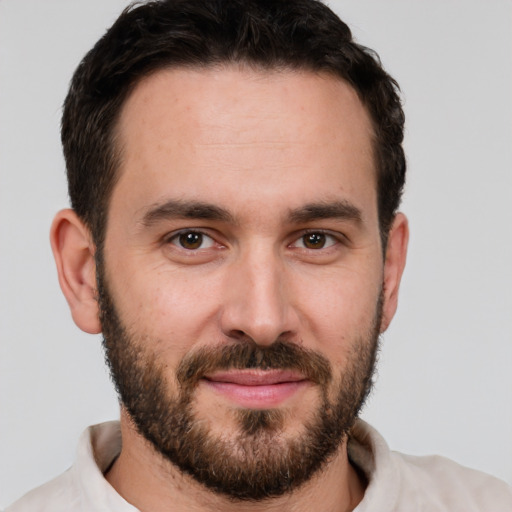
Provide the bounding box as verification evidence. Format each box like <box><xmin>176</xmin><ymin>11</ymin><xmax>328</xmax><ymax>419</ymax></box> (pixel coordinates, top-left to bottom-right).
<box><xmin>202</xmin><ymin>369</ymin><xmax>309</xmax><ymax>409</ymax></box>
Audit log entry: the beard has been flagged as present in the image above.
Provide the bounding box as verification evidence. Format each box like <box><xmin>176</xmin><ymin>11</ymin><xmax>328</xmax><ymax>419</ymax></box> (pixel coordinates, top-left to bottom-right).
<box><xmin>97</xmin><ymin>257</ymin><xmax>382</xmax><ymax>501</ymax></box>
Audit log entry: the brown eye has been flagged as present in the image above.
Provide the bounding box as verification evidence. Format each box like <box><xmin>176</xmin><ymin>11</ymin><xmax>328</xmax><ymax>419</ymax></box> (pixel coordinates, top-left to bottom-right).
<box><xmin>302</xmin><ymin>232</ymin><xmax>327</xmax><ymax>249</ymax></box>
<box><xmin>170</xmin><ymin>231</ymin><xmax>214</xmax><ymax>250</ymax></box>
<box><xmin>290</xmin><ymin>231</ymin><xmax>338</xmax><ymax>250</ymax></box>
<box><xmin>179</xmin><ymin>232</ymin><xmax>203</xmax><ymax>249</ymax></box>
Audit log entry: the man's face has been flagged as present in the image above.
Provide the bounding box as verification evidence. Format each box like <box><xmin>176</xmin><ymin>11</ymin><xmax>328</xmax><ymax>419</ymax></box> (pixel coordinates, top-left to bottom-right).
<box><xmin>99</xmin><ymin>67</ymin><xmax>386</xmax><ymax>498</ymax></box>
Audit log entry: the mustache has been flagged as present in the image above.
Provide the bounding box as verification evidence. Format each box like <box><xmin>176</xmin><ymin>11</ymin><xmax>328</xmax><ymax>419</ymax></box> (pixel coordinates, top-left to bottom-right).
<box><xmin>176</xmin><ymin>340</ymin><xmax>332</xmax><ymax>391</ymax></box>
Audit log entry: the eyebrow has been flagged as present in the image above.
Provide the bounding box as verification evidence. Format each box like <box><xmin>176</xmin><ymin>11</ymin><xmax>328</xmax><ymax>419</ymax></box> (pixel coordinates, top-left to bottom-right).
<box><xmin>140</xmin><ymin>199</ymin><xmax>235</xmax><ymax>227</ymax></box>
<box><xmin>288</xmin><ymin>200</ymin><xmax>362</xmax><ymax>224</ymax></box>
<box><xmin>139</xmin><ymin>198</ymin><xmax>362</xmax><ymax>228</ymax></box>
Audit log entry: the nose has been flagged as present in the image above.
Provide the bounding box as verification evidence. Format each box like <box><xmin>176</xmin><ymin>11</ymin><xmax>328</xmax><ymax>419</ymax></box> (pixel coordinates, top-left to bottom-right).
<box><xmin>219</xmin><ymin>245</ymin><xmax>298</xmax><ymax>346</ymax></box>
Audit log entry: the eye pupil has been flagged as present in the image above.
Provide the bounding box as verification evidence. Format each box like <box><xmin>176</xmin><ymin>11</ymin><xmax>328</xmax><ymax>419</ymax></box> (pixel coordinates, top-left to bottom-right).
<box><xmin>304</xmin><ymin>233</ymin><xmax>325</xmax><ymax>249</ymax></box>
<box><xmin>179</xmin><ymin>232</ymin><xmax>203</xmax><ymax>249</ymax></box>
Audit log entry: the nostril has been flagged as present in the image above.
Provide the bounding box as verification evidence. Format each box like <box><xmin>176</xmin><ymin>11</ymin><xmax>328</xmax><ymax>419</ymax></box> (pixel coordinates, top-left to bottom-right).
<box><xmin>225</xmin><ymin>328</ymin><xmax>295</xmax><ymax>348</ymax></box>
<box><xmin>228</xmin><ymin>329</ymin><xmax>249</xmax><ymax>341</ymax></box>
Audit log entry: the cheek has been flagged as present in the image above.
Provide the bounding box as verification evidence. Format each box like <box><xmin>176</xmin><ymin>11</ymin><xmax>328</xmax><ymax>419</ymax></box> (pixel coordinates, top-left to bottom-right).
<box><xmin>108</xmin><ymin>259</ymin><xmax>216</xmax><ymax>336</ymax></box>
<box><xmin>292</xmin><ymin>266</ymin><xmax>382</xmax><ymax>358</ymax></box>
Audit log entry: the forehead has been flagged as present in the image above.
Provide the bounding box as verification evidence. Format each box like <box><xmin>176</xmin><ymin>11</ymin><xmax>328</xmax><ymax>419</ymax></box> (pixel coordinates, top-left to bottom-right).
<box><xmin>112</xmin><ymin>66</ymin><xmax>376</xmax><ymax>225</ymax></box>
<box><xmin>118</xmin><ymin>65</ymin><xmax>374</xmax><ymax>152</ymax></box>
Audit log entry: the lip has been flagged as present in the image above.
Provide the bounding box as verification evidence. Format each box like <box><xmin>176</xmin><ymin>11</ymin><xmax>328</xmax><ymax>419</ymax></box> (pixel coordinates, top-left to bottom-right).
<box><xmin>202</xmin><ymin>370</ymin><xmax>309</xmax><ymax>409</ymax></box>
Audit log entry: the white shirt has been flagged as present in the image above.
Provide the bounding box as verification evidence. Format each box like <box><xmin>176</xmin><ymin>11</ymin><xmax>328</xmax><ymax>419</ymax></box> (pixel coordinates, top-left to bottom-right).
<box><xmin>7</xmin><ymin>420</ymin><xmax>512</xmax><ymax>511</ymax></box>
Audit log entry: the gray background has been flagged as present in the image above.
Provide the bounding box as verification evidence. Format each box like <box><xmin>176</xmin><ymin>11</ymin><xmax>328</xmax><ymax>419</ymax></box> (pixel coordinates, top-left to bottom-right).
<box><xmin>1</xmin><ymin>0</ymin><xmax>511</xmax><ymax>506</ymax></box>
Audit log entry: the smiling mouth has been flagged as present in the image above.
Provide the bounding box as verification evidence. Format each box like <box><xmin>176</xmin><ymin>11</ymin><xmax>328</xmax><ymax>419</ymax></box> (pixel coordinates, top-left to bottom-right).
<box><xmin>202</xmin><ymin>369</ymin><xmax>309</xmax><ymax>409</ymax></box>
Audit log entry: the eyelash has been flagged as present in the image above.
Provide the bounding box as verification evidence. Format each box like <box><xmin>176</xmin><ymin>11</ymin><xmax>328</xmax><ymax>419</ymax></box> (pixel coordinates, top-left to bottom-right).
<box><xmin>290</xmin><ymin>229</ymin><xmax>341</xmax><ymax>250</ymax></box>
<box><xmin>166</xmin><ymin>230</ymin><xmax>217</xmax><ymax>251</ymax></box>
<box><xmin>165</xmin><ymin>228</ymin><xmax>344</xmax><ymax>252</ymax></box>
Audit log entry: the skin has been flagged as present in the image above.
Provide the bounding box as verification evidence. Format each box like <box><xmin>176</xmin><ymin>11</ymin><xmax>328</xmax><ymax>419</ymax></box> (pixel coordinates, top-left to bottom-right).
<box><xmin>51</xmin><ymin>66</ymin><xmax>408</xmax><ymax>512</ymax></box>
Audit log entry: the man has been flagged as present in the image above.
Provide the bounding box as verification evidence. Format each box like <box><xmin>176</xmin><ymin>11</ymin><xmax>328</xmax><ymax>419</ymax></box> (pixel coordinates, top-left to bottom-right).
<box><xmin>6</xmin><ymin>0</ymin><xmax>512</xmax><ymax>510</ymax></box>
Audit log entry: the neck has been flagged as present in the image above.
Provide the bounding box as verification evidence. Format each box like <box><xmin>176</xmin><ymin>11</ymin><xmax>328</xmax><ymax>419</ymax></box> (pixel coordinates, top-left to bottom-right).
<box><xmin>106</xmin><ymin>410</ymin><xmax>365</xmax><ymax>512</ymax></box>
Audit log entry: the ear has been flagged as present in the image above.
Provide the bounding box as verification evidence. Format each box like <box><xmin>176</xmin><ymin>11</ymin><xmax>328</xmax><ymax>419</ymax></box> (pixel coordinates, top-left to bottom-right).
<box><xmin>380</xmin><ymin>213</ymin><xmax>409</xmax><ymax>332</ymax></box>
<box><xmin>50</xmin><ymin>209</ymin><xmax>101</xmax><ymax>334</ymax></box>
